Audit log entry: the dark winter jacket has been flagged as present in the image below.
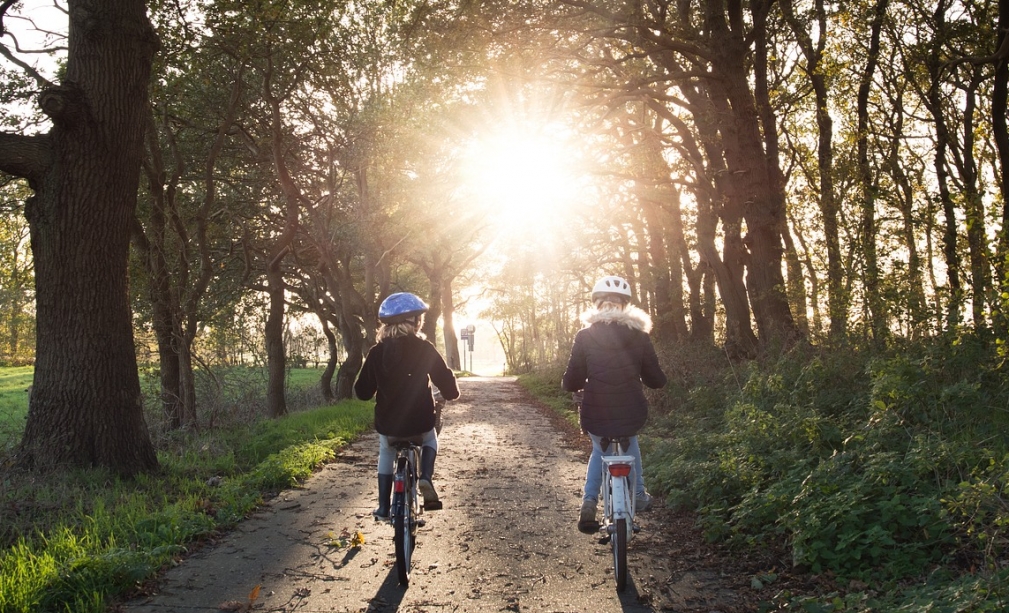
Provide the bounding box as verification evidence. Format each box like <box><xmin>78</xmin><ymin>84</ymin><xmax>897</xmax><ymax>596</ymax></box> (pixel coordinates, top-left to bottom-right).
<box><xmin>561</xmin><ymin>306</ymin><xmax>667</xmax><ymax>437</ymax></box>
<box><xmin>354</xmin><ymin>334</ymin><xmax>460</xmax><ymax>437</ymax></box>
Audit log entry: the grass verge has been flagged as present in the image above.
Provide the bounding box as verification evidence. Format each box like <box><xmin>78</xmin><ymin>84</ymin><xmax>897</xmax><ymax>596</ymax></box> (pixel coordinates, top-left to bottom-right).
<box><xmin>0</xmin><ymin>367</ymin><xmax>33</xmax><ymax>454</ymax></box>
<box><xmin>0</xmin><ymin>399</ymin><xmax>373</xmax><ymax>613</ymax></box>
<box><xmin>516</xmin><ymin>365</ymin><xmax>579</xmax><ymax>428</ymax></box>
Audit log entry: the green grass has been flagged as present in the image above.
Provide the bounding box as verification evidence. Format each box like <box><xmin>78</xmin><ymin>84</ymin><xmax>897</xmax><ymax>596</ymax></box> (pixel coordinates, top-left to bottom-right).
<box><xmin>0</xmin><ymin>396</ymin><xmax>374</xmax><ymax>613</ymax></box>
<box><xmin>2</xmin><ymin>367</ymin><xmax>325</xmax><ymax>445</ymax></box>
<box><xmin>285</xmin><ymin>366</ymin><xmax>324</xmax><ymax>390</ymax></box>
<box><xmin>516</xmin><ymin>366</ymin><xmax>579</xmax><ymax>428</ymax></box>
<box><xmin>0</xmin><ymin>366</ymin><xmax>33</xmax><ymax>432</ymax></box>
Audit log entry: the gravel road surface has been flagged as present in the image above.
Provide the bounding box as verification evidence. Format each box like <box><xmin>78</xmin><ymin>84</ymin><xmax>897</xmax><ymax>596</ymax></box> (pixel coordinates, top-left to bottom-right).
<box><xmin>120</xmin><ymin>376</ymin><xmax>751</xmax><ymax>613</ymax></box>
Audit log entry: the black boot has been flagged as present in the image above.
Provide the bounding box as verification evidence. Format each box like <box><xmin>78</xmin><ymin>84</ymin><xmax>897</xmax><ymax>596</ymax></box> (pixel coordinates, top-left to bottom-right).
<box><xmin>374</xmin><ymin>473</ymin><xmax>393</xmax><ymax>521</ymax></box>
<box><xmin>418</xmin><ymin>446</ymin><xmax>442</xmax><ymax>510</ymax></box>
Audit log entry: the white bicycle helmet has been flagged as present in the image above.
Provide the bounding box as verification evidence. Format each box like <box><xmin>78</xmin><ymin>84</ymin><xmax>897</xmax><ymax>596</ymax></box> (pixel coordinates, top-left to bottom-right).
<box><xmin>591</xmin><ymin>275</ymin><xmax>632</xmax><ymax>302</ymax></box>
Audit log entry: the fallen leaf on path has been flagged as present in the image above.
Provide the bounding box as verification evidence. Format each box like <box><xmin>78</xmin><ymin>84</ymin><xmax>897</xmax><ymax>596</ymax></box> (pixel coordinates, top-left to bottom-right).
<box><xmin>326</xmin><ymin>527</ymin><xmax>365</xmax><ymax>549</ymax></box>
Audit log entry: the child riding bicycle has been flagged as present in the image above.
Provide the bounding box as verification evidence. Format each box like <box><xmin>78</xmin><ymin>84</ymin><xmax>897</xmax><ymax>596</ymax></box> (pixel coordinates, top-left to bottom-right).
<box><xmin>354</xmin><ymin>292</ymin><xmax>460</xmax><ymax>520</ymax></box>
<box><xmin>561</xmin><ymin>275</ymin><xmax>667</xmax><ymax>533</ymax></box>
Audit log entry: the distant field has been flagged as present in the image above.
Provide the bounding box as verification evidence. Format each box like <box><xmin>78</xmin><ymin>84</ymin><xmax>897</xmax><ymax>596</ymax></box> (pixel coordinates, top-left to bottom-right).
<box><xmin>0</xmin><ymin>366</ymin><xmax>33</xmax><ymax>447</ymax></box>
<box><xmin>0</xmin><ymin>366</ymin><xmax>328</xmax><ymax>448</ymax></box>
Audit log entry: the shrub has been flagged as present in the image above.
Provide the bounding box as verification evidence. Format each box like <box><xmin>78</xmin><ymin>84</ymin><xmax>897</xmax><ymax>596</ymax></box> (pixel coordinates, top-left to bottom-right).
<box><xmin>646</xmin><ymin>333</ymin><xmax>1009</xmax><ymax>594</ymax></box>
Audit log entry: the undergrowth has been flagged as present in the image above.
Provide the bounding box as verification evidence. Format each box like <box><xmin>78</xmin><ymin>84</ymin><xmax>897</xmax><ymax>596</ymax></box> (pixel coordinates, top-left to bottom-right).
<box><xmin>519</xmin><ymin>332</ymin><xmax>1009</xmax><ymax>612</ymax></box>
<box><xmin>0</xmin><ymin>399</ymin><xmax>373</xmax><ymax>613</ymax></box>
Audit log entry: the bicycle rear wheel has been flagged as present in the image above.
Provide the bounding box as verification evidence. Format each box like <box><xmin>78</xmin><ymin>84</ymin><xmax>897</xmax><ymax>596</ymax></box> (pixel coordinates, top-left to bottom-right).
<box><xmin>393</xmin><ymin>461</ymin><xmax>414</xmax><ymax>586</ymax></box>
<box><xmin>394</xmin><ymin>502</ymin><xmax>413</xmax><ymax>585</ymax></box>
<box><xmin>612</xmin><ymin>517</ymin><xmax>627</xmax><ymax>591</ymax></box>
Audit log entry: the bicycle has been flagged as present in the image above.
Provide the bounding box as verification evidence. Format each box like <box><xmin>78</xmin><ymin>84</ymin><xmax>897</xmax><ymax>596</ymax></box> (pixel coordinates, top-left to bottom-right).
<box><xmin>433</xmin><ymin>386</ymin><xmax>445</xmax><ymax>434</ymax></box>
<box><xmin>389</xmin><ymin>437</ymin><xmax>424</xmax><ymax>586</ymax></box>
<box><xmin>598</xmin><ymin>436</ymin><xmax>638</xmax><ymax>592</ymax></box>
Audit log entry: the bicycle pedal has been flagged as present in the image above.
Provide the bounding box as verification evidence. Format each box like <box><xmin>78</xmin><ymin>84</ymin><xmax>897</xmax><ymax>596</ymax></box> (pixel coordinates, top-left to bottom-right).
<box><xmin>598</xmin><ymin>535</ymin><xmax>611</xmax><ymax>545</ymax></box>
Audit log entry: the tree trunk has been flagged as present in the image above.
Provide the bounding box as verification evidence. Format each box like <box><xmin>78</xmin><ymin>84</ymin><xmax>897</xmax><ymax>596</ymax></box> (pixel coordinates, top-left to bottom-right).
<box><xmin>781</xmin><ymin>0</ymin><xmax>845</xmax><ymax>340</ymax></box>
<box><xmin>658</xmin><ymin>187</ymin><xmax>691</xmax><ymax>340</ymax></box>
<box><xmin>957</xmin><ymin>77</ymin><xmax>991</xmax><ymax>328</ymax></box>
<box><xmin>927</xmin><ymin>1</ymin><xmax>963</xmax><ymax>329</ymax></box>
<box><xmin>137</xmin><ymin>111</ymin><xmax>187</xmax><ymax>430</ymax></box>
<box><xmin>787</xmin><ymin>211</ymin><xmax>823</xmax><ymax>337</ymax></box>
<box><xmin>264</xmin><ymin>263</ymin><xmax>288</xmax><ymax>418</ymax></box>
<box><xmin>156</xmin><ymin>318</ymin><xmax>183</xmax><ymax>428</ymax></box>
<box><xmin>995</xmin><ymin>0</ymin><xmax>1009</xmax><ymax>301</ymax></box>
<box><xmin>633</xmin><ymin>120</ymin><xmax>682</xmax><ymax>340</ymax></box>
<box><xmin>442</xmin><ymin>280</ymin><xmax>461</xmax><ymax>370</ymax></box>
<box><xmin>319</xmin><ymin>317</ymin><xmax>337</xmax><ymax>403</ymax></box>
<box><xmin>177</xmin><ymin>332</ymin><xmax>199</xmax><ymax>426</ymax></box>
<box><xmin>689</xmin><ymin>87</ymin><xmax>757</xmax><ymax>356</ymax></box>
<box><xmin>262</xmin><ymin>56</ymin><xmax>302</xmax><ymax>418</ymax></box>
<box><xmin>642</xmin><ymin>193</ymin><xmax>680</xmax><ymax>342</ymax></box>
<box><xmin>423</xmin><ymin>264</ymin><xmax>444</xmax><ymax>344</ymax></box>
<box><xmin>708</xmin><ymin>0</ymin><xmax>798</xmax><ymax>346</ymax></box>
<box><xmin>857</xmin><ymin>0</ymin><xmax>890</xmax><ymax>342</ymax></box>
<box><xmin>992</xmin><ymin>0</ymin><xmax>1009</xmax><ymax>333</ymax></box>
<box><xmin>1</xmin><ymin>226</ymin><xmax>33</xmax><ymax>363</ymax></box>
<box><xmin>134</xmin><ymin>215</ymin><xmax>183</xmax><ymax>428</ymax></box>
<box><xmin>752</xmin><ymin>8</ymin><xmax>809</xmax><ymax>341</ymax></box>
<box><xmin>335</xmin><ymin>311</ymin><xmax>363</xmax><ymax>400</ymax></box>
<box><xmin>13</xmin><ymin>0</ymin><xmax>159</xmax><ymax>474</ymax></box>
<box><xmin>892</xmin><ymin>158</ymin><xmax>928</xmax><ymax>334</ymax></box>
<box><xmin>781</xmin><ymin>219</ymin><xmax>809</xmax><ymax>337</ymax></box>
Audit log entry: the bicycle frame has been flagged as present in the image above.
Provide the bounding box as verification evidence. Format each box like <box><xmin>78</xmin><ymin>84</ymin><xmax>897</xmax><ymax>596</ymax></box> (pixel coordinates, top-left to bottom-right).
<box><xmin>601</xmin><ymin>447</ymin><xmax>636</xmax><ymax>541</ymax></box>
<box><xmin>392</xmin><ymin>445</ymin><xmax>420</xmax><ymax>516</ymax></box>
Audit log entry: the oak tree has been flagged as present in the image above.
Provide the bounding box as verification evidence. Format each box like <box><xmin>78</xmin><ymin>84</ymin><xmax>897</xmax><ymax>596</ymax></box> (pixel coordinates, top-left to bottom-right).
<box><xmin>0</xmin><ymin>0</ymin><xmax>158</xmax><ymax>474</ymax></box>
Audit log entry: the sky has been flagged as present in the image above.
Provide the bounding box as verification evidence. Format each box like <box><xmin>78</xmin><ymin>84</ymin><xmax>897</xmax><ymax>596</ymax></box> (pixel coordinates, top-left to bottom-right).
<box><xmin>2</xmin><ymin>1</ymin><xmax>66</xmax><ymax>78</ymax></box>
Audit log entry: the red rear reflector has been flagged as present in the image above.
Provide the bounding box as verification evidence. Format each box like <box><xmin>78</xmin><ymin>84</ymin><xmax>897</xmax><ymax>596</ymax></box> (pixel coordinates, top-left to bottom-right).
<box><xmin>394</xmin><ymin>479</ymin><xmax>405</xmax><ymax>493</ymax></box>
<box><xmin>608</xmin><ymin>464</ymin><xmax>632</xmax><ymax>477</ymax></box>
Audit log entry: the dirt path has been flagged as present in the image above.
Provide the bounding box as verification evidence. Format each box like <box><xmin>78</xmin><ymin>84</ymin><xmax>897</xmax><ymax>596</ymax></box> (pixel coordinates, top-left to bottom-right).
<box><xmin>120</xmin><ymin>377</ymin><xmax>763</xmax><ymax>613</ymax></box>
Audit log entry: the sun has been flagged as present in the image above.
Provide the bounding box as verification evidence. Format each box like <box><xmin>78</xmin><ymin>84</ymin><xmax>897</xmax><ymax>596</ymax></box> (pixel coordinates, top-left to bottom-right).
<box><xmin>461</xmin><ymin>128</ymin><xmax>585</xmax><ymax>235</ymax></box>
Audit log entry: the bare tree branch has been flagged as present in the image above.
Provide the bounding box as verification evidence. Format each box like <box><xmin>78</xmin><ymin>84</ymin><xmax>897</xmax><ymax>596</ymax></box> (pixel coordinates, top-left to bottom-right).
<box><xmin>0</xmin><ymin>37</ymin><xmax>55</xmax><ymax>89</ymax></box>
<box><xmin>0</xmin><ymin>0</ymin><xmax>63</xmax><ymax>89</ymax></box>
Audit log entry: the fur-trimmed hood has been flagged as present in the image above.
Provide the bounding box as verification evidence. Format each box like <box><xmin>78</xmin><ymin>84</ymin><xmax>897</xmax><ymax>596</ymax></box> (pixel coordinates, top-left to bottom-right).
<box><xmin>583</xmin><ymin>305</ymin><xmax>653</xmax><ymax>333</ymax></box>
<box><xmin>563</xmin><ymin>303</ymin><xmax>666</xmax><ymax>438</ymax></box>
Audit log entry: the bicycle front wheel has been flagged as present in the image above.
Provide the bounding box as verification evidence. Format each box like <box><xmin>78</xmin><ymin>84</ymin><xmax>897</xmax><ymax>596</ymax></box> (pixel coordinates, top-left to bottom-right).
<box><xmin>394</xmin><ymin>495</ymin><xmax>413</xmax><ymax>586</ymax></box>
<box><xmin>612</xmin><ymin>517</ymin><xmax>628</xmax><ymax>591</ymax></box>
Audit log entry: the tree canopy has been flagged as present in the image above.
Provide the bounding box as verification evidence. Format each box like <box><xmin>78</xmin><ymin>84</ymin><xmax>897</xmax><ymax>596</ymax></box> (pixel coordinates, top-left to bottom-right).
<box><xmin>0</xmin><ymin>0</ymin><xmax>1007</xmax><ymax>471</ymax></box>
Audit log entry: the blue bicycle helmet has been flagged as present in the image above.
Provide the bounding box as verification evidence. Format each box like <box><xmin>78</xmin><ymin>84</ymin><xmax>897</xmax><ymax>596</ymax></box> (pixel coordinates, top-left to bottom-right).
<box><xmin>378</xmin><ymin>292</ymin><xmax>429</xmax><ymax>324</ymax></box>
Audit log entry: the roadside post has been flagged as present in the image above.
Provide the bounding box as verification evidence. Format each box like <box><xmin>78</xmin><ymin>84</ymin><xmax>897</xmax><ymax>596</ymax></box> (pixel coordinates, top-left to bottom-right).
<box><xmin>460</xmin><ymin>324</ymin><xmax>476</xmax><ymax>373</ymax></box>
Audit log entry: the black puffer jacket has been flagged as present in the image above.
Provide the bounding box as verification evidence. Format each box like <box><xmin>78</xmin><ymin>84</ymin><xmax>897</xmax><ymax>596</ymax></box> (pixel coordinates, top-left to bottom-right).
<box><xmin>561</xmin><ymin>306</ymin><xmax>667</xmax><ymax>437</ymax></box>
<box><xmin>354</xmin><ymin>334</ymin><xmax>460</xmax><ymax>437</ymax></box>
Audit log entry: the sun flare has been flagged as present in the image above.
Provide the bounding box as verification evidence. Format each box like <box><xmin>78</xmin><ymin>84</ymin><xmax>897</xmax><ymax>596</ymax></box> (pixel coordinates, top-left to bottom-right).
<box><xmin>462</xmin><ymin>129</ymin><xmax>584</xmax><ymax>234</ymax></box>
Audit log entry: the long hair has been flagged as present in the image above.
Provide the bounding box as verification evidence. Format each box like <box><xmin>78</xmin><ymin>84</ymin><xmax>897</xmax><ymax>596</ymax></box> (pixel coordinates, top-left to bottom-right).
<box><xmin>592</xmin><ymin>295</ymin><xmax>628</xmax><ymax>314</ymax></box>
<box><xmin>377</xmin><ymin>315</ymin><xmax>426</xmax><ymax>341</ymax></box>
